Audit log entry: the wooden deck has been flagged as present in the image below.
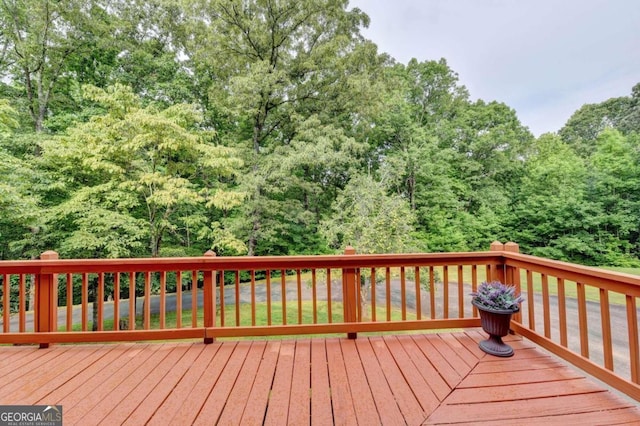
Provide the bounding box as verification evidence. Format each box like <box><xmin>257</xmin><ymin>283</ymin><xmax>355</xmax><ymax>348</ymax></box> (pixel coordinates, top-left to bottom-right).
<box><xmin>0</xmin><ymin>330</ymin><xmax>638</xmax><ymax>425</ymax></box>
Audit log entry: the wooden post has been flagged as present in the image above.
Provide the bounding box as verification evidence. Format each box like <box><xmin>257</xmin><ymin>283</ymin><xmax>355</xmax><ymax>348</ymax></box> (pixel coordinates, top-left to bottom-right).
<box><xmin>203</xmin><ymin>250</ymin><xmax>216</xmax><ymax>344</ymax></box>
<box><xmin>36</xmin><ymin>251</ymin><xmax>58</xmax><ymax>348</ymax></box>
<box><xmin>504</xmin><ymin>242</ymin><xmax>522</xmax><ymax>324</ymax></box>
<box><xmin>504</xmin><ymin>241</ymin><xmax>519</xmax><ymax>253</ymax></box>
<box><xmin>343</xmin><ymin>246</ymin><xmax>357</xmax><ymax>339</ymax></box>
<box><xmin>489</xmin><ymin>241</ymin><xmax>505</xmax><ymax>283</ymax></box>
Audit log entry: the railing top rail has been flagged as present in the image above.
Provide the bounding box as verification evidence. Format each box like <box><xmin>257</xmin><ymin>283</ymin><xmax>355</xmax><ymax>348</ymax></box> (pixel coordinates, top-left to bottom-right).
<box><xmin>503</xmin><ymin>251</ymin><xmax>640</xmax><ymax>295</ymax></box>
<box><xmin>0</xmin><ymin>251</ymin><xmax>502</xmax><ymax>274</ymax></box>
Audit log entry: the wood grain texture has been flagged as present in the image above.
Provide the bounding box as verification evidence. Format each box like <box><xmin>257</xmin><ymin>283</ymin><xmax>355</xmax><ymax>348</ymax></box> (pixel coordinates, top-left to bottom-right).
<box><xmin>0</xmin><ymin>329</ymin><xmax>637</xmax><ymax>425</ymax></box>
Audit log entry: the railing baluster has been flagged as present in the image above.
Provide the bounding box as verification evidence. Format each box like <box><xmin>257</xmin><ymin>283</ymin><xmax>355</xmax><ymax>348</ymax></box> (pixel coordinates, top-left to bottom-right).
<box><xmin>266</xmin><ymin>270</ymin><xmax>272</xmax><ymax>325</ymax></box>
<box><xmin>251</xmin><ymin>270</ymin><xmax>256</xmax><ymax>327</ymax></box>
<box><xmin>97</xmin><ymin>273</ymin><xmax>104</xmax><ymax>331</ymax></box>
<box><xmin>296</xmin><ymin>269</ymin><xmax>302</xmax><ymax>324</ymax></box>
<box><xmin>2</xmin><ymin>274</ymin><xmax>9</xmax><ymax>333</ymax></box>
<box><xmin>19</xmin><ymin>274</ymin><xmax>26</xmax><ymax>332</ymax></box>
<box><xmin>385</xmin><ymin>267</ymin><xmax>391</xmax><ymax>321</ymax></box>
<box><xmin>281</xmin><ymin>270</ymin><xmax>287</xmax><ymax>325</ymax></box>
<box><xmin>176</xmin><ymin>271</ymin><xmax>182</xmax><ymax>329</ymax></box>
<box><xmin>114</xmin><ymin>273</ymin><xmax>120</xmax><ymax>331</ymax></box>
<box><xmin>160</xmin><ymin>271</ymin><xmax>166</xmax><ymax>329</ymax></box>
<box><xmin>220</xmin><ymin>270</ymin><xmax>225</xmax><ymax>327</ymax></box>
<box><xmin>557</xmin><ymin>278</ymin><xmax>567</xmax><ymax>347</ymax></box>
<box><xmin>400</xmin><ymin>266</ymin><xmax>406</xmax><ymax>321</ymax></box>
<box><xmin>235</xmin><ymin>270</ymin><xmax>240</xmax><ymax>326</ymax></box>
<box><xmin>414</xmin><ymin>267</ymin><xmax>421</xmax><ymax>320</ymax></box>
<box><xmin>541</xmin><ymin>273</ymin><xmax>550</xmax><ymax>338</ymax></box>
<box><xmin>512</xmin><ymin>264</ymin><xmax>522</xmax><ymax>324</ymax></box>
<box><xmin>458</xmin><ymin>265</ymin><xmax>464</xmax><ymax>318</ymax></box>
<box><xmin>191</xmin><ymin>271</ymin><xmax>197</xmax><ymax>328</ymax></box>
<box><xmin>370</xmin><ymin>268</ymin><xmax>376</xmax><ymax>322</ymax></box>
<box><xmin>471</xmin><ymin>265</ymin><xmax>478</xmax><ymax>317</ymax></box>
<box><xmin>576</xmin><ymin>282</ymin><xmax>589</xmax><ymax>358</ymax></box>
<box><xmin>145</xmin><ymin>272</ymin><xmax>151</xmax><ymax>330</ymax></box>
<box><xmin>599</xmin><ymin>288</ymin><xmax>613</xmax><ymax>371</ymax></box>
<box><xmin>429</xmin><ymin>266</ymin><xmax>435</xmax><ymax>319</ymax></box>
<box><xmin>626</xmin><ymin>295</ymin><xmax>639</xmax><ymax>384</ymax></box>
<box><xmin>326</xmin><ymin>269</ymin><xmax>331</xmax><ymax>323</ymax></box>
<box><xmin>82</xmin><ymin>273</ymin><xmax>88</xmax><ymax>332</ymax></box>
<box><xmin>128</xmin><ymin>272</ymin><xmax>135</xmax><ymax>330</ymax></box>
<box><xmin>526</xmin><ymin>270</ymin><xmax>535</xmax><ymax>330</ymax></box>
<box><xmin>356</xmin><ymin>268</ymin><xmax>362</xmax><ymax>323</ymax></box>
<box><xmin>443</xmin><ymin>265</ymin><xmax>449</xmax><ymax>319</ymax></box>
<box><xmin>312</xmin><ymin>269</ymin><xmax>317</xmax><ymax>324</ymax></box>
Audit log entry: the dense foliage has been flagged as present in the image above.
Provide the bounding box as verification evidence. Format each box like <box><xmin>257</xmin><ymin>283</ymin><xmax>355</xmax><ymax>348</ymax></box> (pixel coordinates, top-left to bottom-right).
<box><xmin>1</xmin><ymin>0</ymin><xmax>639</xmax><ymax>266</ymax></box>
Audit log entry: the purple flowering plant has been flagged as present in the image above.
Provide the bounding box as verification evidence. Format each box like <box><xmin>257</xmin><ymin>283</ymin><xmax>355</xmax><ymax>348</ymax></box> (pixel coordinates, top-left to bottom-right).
<box><xmin>470</xmin><ymin>281</ymin><xmax>524</xmax><ymax>312</ymax></box>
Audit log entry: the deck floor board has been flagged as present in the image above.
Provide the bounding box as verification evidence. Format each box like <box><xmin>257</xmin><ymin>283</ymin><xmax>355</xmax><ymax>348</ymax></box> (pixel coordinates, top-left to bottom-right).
<box><xmin>218</xmin><ymin>340</ymin><xmax>267</xmax><ymax>425</ymax></box>
<box><xmin>75</xmin><ymin>344</ymin><xmax>178</xmax><ymax>424</ymax></box>
<box><xmin>146</xmin><ymin>342</ymin><xmax>222</xmax><ymax>424</ymax></box>
<box><xmin>370</xmin><ymin>336</ymin><xmax>427</xmax><ymax>424</ymax></box>
<box><xmin>241</xmin><ymin>340</ymin><xmax>281</xmax><ymax>425</ymax></box>
<box><xmin>339</xmin><ymin>338</ymin><xmax>380</xmax><ymax>425</ymax></box>
<box><xmin>288</xmin><ymin>339</ymin><xmax>311</xmax><ymax>425</ymax></box>
<box><xmin>0</xmin><ymin>329</ymin><xmax>638</xmax><ymax>425</ymax></box>
<box><xmin>354</xmin><ymin>337</ymin><xmax>405</xmax><ymax>426</ymax></box>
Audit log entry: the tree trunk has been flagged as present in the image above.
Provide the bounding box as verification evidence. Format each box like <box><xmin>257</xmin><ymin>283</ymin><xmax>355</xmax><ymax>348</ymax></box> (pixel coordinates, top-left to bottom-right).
<box><xmin>248</xmin><ymin>215</ymin><xmax>259</xmax><ymax>256</ymax></box>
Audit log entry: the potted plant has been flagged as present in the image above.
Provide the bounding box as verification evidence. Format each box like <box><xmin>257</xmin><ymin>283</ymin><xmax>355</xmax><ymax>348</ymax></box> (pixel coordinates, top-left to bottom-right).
<box><xmin>471</xmin><ymin>281</ymin><xmax>524</xmax><ymax>357</ymax></box>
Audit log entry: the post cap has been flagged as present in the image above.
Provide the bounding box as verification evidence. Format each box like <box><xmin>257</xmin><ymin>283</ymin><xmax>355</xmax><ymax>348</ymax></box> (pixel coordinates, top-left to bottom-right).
<box><xmin>40</xmin><ymin>250</ymin><xmax>59</xmax><ymax>260</ymax></box>
<box><xmin>489</xmin><ymin>241</ymin><xmax>504</xmax><ymax>251</ymax></box>
<box><xmin>504</xmin><ymin>242</ymin><xmax>520</xmax><ymax>253</ymax></box>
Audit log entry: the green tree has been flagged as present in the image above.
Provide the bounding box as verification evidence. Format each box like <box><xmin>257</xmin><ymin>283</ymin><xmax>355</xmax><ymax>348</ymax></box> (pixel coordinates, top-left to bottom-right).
<box><xmin>619</xmin><ymin>82</ymin><xmax>640</xmax><ymax>135</ymax></box>
<box><xmin>0</xmin><ymin>100</ymin><xmax>40</xmax><ymax>259</ymax></box>
<box><xmin>369</xmin><ymin>60</ymin><xmax>473</xmax><ymax>251</ymax></box>
<box><xmin>0</xmin><ymin>0</ymin><xmax>113</xmax><ymax>133</ymax></box>
<box><xmin>440</xmin><ymin>100</ymin><xmax>532</xmax><ymax>249</ymax></box>
<box><xmin>587</xmin><ymin>129</ymin><xmax>640</xmax><ymax>264</ymax></box>
<box><xmin>559</xmin><ymin>97</ymin><xmax>632</xmax><ymax>157</ymax></box>
<box><xmin>321</xmin><ymin>174</ymin><xmax>416</xmax><ymax>254</ymax></box>
<box><xmin>559</xmin><ymin>82</ymin><xmax>640</xmax><ymax>157</ymax></box>
<box><xmin>510</xmin><ymin>133</ymin><xmax>595</xmax><ymax>262</ymax></box>
<box><xmin>184</xmin><ymin>0</ymin><xmax>378</xmax><ymax>255</ymax></box>
<box><xmin>39</xmin><ymin>84</ymin><xmax>244</xmax><ymax>258</ymax></box>
<box><xmin>0</xmin><ymin>98</ymin><xmax>19</xmax><ymax>135</ymax></box>
<box><xmin>104</xmin><ymin>0</ymin><xmax>195</xmax><ymax>107</ymax></box>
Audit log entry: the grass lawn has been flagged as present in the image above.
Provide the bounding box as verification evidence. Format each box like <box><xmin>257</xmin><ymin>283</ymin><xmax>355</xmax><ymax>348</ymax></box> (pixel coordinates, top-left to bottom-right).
<box><xmin>58</xmin><ymin>263</ymin><xmax>640</xmax><ymax>333</ymax></box>
<box><xmin>61</xmin><ymin>300</ymin><xmax>419</xmax><ymax>337</ymax></box>
<box><xmin>602</xmin><ymin>266</ymin><xmax>640</xmax><ymax>276</ymax></box>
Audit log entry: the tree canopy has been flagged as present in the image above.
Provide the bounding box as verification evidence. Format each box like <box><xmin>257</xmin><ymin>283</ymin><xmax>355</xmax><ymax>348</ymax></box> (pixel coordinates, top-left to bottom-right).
<box><xmin>0</xmin><ymin>0</ymin><xmax>639</xmax><ymax>267</ymax></box>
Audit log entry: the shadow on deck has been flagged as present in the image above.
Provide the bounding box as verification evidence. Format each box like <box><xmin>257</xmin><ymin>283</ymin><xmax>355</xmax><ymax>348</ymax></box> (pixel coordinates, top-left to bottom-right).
<box><xmin>0</xmin><ymin>330</ymin><xmax>638</xmax><ymax>425</ymax></box>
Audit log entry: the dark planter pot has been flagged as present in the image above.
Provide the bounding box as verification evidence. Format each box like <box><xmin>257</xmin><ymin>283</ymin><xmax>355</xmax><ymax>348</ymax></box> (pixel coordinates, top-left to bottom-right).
<box><xmin>472</xmin><ymin>299</ymin><xmax>518</xmax><ymax>357</ymax></box>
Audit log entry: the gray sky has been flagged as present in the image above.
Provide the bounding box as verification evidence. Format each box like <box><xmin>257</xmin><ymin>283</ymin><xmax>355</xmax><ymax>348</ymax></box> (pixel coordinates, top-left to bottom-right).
<box><xmin>349</xmin><ymin>0</ymin><xmax>639</xmax><ymax>136</ymax></box>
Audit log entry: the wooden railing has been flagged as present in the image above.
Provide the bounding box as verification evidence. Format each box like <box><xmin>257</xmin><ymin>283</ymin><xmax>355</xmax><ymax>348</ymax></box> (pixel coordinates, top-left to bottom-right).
<box><xmin>0</xmin><ymin>242</ymin><xmax>639</xmax><ymax>401</ymax></box>
<box><xmin>0</xmin><ymin>247</ymin><xmax>505</xmax><ymax>345</ymax></box>
<box><xmin>501</xmin><ymin>244</ymin><xmax>640</xmax><ymax>402</ymax></box>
